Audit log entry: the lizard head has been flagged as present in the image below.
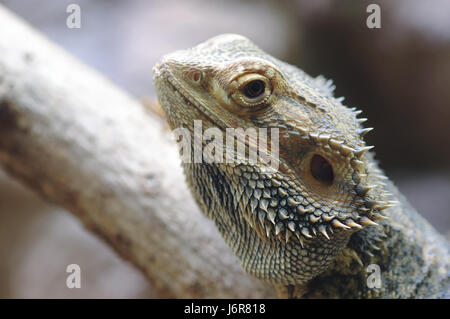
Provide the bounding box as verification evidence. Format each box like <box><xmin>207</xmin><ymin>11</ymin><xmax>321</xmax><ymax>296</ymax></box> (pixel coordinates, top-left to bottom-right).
<box><xmin>153</xmin><ymin>34</ymin><xmax>393</xmax><ymax>284</ymax></box>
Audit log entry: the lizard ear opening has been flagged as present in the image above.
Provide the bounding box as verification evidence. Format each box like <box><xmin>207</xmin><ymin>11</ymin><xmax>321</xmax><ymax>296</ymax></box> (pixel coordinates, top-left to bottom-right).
<box><xmin>310</xmin><ymin>155</ymin><xmax>334</xmax><ymax>185</ymax></box>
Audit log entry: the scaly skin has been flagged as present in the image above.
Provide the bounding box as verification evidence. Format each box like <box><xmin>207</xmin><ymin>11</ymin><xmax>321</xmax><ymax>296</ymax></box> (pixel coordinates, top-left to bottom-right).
<box><xmin>153</xmin><ymin>34</ymin><xmax>450</xmax><ymax>298</ymax></box>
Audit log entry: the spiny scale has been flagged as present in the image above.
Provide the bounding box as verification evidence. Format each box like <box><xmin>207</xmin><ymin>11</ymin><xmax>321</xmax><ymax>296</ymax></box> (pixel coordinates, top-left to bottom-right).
<box><xmin>153</xmin><ymin>35</ymin><xmax>448</xmax><ymax>291</ymax></box>
<box><xmin>236</xmin><ymin>129</ymin><xmax>392</xmax><ymax>244</ymax></box>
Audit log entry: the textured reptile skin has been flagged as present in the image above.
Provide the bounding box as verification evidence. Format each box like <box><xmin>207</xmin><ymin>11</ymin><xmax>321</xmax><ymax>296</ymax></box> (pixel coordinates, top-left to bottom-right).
<box><xmin>153</xmin><ymin>34</ymin><xmax>450</xmax><ymax>298</ymax></box>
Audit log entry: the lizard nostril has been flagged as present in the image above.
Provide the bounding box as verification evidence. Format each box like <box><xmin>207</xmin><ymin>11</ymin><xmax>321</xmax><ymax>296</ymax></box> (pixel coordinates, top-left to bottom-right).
<box><xmin>187</xmin><ymin>69</ymin><xmax>203</xmax><ymax>83</ymax></box>
<box><xmin>193</xmin><ymin>71</ymin><xmax>201</xmax><ymax>82</ymax></box>
<box><xmin>310</xmin><ymin>154</ymin><xmax>334</xmax><ymax>185</ymax></box>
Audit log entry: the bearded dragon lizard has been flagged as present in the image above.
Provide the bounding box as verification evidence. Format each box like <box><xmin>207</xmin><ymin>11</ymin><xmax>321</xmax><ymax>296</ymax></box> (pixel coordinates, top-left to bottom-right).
<box><xmin>153</xmin><ymin>34</ymin><xmax>450</xmax><ymax>298</ymax></box>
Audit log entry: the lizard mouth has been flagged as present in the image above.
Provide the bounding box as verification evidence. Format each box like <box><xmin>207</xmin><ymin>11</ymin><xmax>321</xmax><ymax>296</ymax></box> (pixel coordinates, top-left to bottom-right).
<box><xmin>154</xmin><ymin>62</ymin><xmax>277</xmax><ymax>168</ymax></box>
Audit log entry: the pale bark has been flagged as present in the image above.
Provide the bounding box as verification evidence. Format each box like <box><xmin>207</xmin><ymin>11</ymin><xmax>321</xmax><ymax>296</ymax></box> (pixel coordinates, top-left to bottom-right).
<box><xmin>0</xmin><ymin>6</ymin><xmax>275</xmax><ymax>298</ymax></box>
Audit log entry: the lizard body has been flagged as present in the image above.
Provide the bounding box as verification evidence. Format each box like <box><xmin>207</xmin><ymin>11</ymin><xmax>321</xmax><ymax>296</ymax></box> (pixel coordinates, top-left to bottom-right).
<box><xmin>153</xmin><ymin>34</ymin><xmax>450</xmax><ymax>298</ymax></box>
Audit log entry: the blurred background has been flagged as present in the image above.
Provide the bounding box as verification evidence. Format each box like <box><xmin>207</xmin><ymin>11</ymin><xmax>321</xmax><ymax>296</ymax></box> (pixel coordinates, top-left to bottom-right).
<box><xmin>0</xmin><ymin>0</ymin><xmax>449</xmax><ymax>298</ymax></box>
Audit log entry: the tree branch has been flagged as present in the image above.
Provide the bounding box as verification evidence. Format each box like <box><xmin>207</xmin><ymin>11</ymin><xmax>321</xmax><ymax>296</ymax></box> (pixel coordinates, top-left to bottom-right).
<box><xmin>0</xmin><ymin>6</ymin><xmax>275</xmax><ymax>298</ymax></box>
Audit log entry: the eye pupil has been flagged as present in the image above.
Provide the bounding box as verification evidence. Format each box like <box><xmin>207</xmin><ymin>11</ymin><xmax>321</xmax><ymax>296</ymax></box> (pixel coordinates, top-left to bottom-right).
<box><xmin>243</xmin><ymin>80</ymin><xmax>265</xmax><ymax>98</ymax></box>
<box><xmin>310</xmin><ymin>155</ymin><xmax>334</xmax><ymax>185</ymax></box>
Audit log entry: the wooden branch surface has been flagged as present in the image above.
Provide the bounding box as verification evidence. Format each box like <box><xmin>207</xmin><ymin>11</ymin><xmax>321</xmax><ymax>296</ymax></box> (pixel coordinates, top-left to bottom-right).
<box><xmin>0</xmin><ymin>6</ymin><xmax>276</xmax><ymax>298</ymax></box>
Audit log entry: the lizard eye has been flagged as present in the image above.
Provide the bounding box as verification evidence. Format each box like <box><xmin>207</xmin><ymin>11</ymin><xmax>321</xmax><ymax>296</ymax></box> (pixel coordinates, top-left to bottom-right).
<box><xmin>232</xmin><ymin>74</ymin><xmax>272</xmax><ymax>107</ymax></box>
<box><xmin>243</xmin><ymin>80</ymin><xmax>265</xmax><ymax>98</ymax></box>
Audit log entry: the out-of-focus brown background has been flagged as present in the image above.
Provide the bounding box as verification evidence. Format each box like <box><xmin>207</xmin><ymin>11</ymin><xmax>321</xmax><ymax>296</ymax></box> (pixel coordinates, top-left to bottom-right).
<box><xmin>0</xmin><ymin>0</ymin><xmax>449</xmax><ymax>298</ymax></box>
